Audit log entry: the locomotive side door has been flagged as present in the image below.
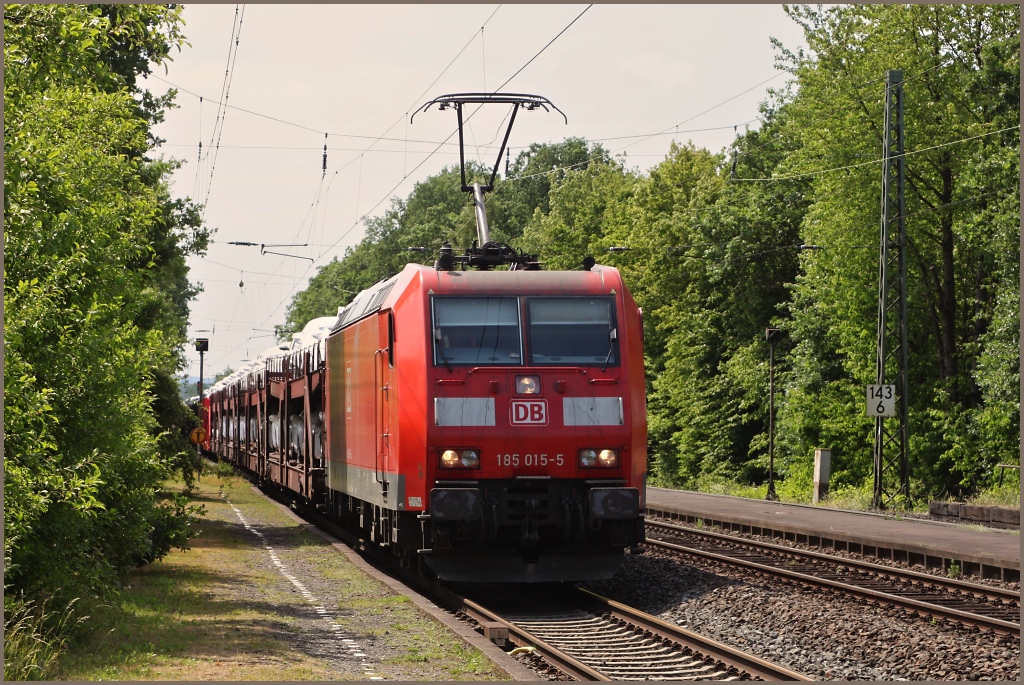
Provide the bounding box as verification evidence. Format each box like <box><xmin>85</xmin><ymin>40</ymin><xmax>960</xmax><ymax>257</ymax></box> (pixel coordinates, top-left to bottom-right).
<box><xmin>374</xmin><ymin>310</ymin><xmax>394</xmax><ymax>500</ymax></box>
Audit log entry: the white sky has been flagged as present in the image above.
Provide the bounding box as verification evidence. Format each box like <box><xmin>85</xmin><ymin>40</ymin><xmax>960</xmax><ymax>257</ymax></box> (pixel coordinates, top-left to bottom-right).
<box><xmin>145</xmin><ymin>4</ymin><xmax>809</xmax><ymax>381</ymax></box>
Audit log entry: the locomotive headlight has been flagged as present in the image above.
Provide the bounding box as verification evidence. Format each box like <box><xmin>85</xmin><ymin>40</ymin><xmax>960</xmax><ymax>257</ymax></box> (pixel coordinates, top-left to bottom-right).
<box><xmin>515</xmin><ymin>375</ymin><xmax>541</xmax><ymax>395</ymax></box>
<box><xmin>459</xmin><ymin>449</ymin><xmax>480</xmax><ymax>468</ymax></box>
<box><xmin>597</xmin><ymin>449</ymin><xmax>619</xmax><ymax>468</ymax></box>
<box><xmin>579</xmin><ymin>448</ymin><xmax>619</xmax><ymax>468</ymax></box>
<box><xmin>440</xmin><ymin>448</ymin><xmax>480</xmax><ymax>469</ymax></box>
<box><xmin>440</xmin><ymin>450</ymin><xmax>461</xmax><ymax>468</ymax></box>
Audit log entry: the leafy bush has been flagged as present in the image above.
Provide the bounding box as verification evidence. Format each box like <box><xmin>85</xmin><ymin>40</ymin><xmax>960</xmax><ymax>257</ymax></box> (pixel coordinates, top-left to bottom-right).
<box><xmin>4</xmin><ymin>4</ymin><xmax>207</xmax><ymax>607</ymax></box>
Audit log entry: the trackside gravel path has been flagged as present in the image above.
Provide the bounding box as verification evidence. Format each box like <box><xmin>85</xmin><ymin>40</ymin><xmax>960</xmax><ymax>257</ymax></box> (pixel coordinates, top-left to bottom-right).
<box><xmin>58</xmin><ymin>473</ymin><xmax>510</xmax><ymax>681</ymax></box>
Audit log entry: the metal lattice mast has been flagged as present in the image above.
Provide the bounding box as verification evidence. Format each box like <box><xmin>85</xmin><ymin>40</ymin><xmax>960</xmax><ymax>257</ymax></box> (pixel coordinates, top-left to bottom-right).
<box><xmin>873</xmin><ymin>70</ymin><xmax>911</xmax><ymax>509</ymax></box>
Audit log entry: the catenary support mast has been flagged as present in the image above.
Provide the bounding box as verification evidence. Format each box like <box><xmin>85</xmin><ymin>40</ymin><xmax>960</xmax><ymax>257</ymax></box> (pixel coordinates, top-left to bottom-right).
<box><xmin>872</xmin><ymin>70</ymin><xmax>911</xmax><ymax>509</ymax></box>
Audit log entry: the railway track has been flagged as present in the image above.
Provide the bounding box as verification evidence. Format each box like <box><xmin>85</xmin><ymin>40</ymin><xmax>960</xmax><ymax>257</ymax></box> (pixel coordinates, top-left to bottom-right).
<box><xmin>442</xmin><ymin>584</ymin><xmax>810</xmax><ymax>681</ymax></box>
<box><xmin>260</xmin><ymin>482</ymin><xmax>808</xmax><ymax>680</ymax></box>
<box><xmin>645</xmin><ymin>518</ymin><xmax>1021</xmax><ymax>637</ymax></box>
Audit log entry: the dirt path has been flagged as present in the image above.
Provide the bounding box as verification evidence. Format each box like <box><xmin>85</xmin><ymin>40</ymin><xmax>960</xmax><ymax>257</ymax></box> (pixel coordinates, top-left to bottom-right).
<box><xmin>59</xmin><ymin>473</ymin><xmax>511</xmax><ymax>681</ymax></box>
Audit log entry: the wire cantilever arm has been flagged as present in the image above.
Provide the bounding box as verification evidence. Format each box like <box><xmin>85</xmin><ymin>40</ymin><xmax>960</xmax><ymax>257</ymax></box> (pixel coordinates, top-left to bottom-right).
<box><xmin>260</xmin><ymin>243</ymin><xmax>312</xmax><ymax>261</ymax></box>
<box><xmin>262</xmin><ymin>251</ymin><xmax>313</xmax><ymax>262</ymax></box>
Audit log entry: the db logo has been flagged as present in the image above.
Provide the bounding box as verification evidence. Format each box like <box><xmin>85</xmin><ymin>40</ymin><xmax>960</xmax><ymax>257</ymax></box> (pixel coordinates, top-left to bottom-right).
<box><xmin>510</xmin><ymin>400</ymin><xmax>548</xmax><ymax>425</ymax></box>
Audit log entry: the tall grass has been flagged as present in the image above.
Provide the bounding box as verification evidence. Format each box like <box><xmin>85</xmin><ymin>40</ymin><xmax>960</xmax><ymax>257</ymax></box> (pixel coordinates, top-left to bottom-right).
<box><xmin>691</xmin><ymin>475</ymin><xmax>1019</xmax><ymax>514</ymax></box>
<box><xmin>964</xmin><ymin>481</ymin><xmax>1020</xmax><ymax>508</ymax></box>
<box><xmin>3</xmin><ymin>596</ymin><xmax>81</xmax><ymax>680</ymax></box>
<box><xmin>205</xmin><ymin>458</ymin><xmax>238</xmax><ymax>480</ymax></box>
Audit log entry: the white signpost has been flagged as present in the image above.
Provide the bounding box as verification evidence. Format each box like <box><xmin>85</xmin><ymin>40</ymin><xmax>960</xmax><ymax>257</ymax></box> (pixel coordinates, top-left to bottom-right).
<box><xmin>866</xmin><ymin>384</ymin><xmax>896</xmax><ymax>417</ymax></box>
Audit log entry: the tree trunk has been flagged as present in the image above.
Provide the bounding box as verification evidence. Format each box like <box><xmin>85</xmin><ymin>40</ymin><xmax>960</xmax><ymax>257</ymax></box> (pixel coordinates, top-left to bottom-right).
<box><xmin>937</xmin><ymin>155</ymin><xmax>959</xmax><ymax>405</ymax></box>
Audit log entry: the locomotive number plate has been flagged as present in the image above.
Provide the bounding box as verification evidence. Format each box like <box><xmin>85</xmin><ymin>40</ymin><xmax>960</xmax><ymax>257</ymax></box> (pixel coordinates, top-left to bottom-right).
<box><xmin>510</xmin><ymin>399</ymin><xmax>548</xmax><ymax>425</ymax></box>
<box><xmin>496</xmin><ymin>453</ymin><xmax>564</xmax><ymax>467</ymax></box>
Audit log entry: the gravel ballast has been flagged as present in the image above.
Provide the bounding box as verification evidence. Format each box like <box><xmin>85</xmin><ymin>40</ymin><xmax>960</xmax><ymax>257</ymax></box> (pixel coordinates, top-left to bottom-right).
<box><xmin>583</xmin><ymin>546</ymin><xmax>1019</xmax><ymax>681</ymax></box>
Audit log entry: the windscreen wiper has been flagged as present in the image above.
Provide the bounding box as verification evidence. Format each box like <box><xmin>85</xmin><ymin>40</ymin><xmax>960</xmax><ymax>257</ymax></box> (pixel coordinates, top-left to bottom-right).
<box><xmin>601</xmin><ymin>328</ymin><xmax>618</xmax><ymax>372</ymax></box>
<box><xmin>433</xmin><ymin>328</ymin><xmax>453</xmax><ymax>372</ymax></box>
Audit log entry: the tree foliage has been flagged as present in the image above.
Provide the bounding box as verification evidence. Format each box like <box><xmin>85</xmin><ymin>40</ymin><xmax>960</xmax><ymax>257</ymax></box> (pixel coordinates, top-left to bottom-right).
<box><xmin>774</xmin><ymin>4</ymin><xmax>1019</xmax><ymax>496</ymax></box>
<box><xmin>4</xmin><ymin>4</ymin><xmax>208</xmax><ymax>604</ymax></box>
<box><xmin>281</xmin><ymin>5</ymin><xmax>1017</xmax><ymax>503</ymax></box>
<box><xmin>280</xmin><ymin>139</ymin><xmax>612</xmax><ymax>336</ymax></box>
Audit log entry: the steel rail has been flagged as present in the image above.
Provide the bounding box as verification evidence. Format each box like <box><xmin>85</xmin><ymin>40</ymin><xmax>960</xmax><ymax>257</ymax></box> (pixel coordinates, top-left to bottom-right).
<box><xmin>648</xmin><ymin>519</ymin><xmax>1021</xmax><ymax>605</ymax></box>
<box><xmin>430</xmin><ymin>586</ymin><xmax>609</xmax><ymax>681</ymax></box>
<box><xmin>251</xmin><ymin>476</ymin><xmax>815</xmax><ymax>679</ymax></box>
<box><xmin>572</xmin><ymin>587</ymin><xmax>812</xmax><ymax>681</ymax></box>
<box><xmin>272</xmin><ymin>484</ymin><xmax>810</xmax><ymax>680</ymax></box>
<box><xmin>449</xmin><ymin>584</ymin><xmax>811</xmax><ymax>681</ymax></box>
<box><xmin>645</xmin><ymin>529</ymin><xmax>1020</xmax><ymax>637</ymax></box>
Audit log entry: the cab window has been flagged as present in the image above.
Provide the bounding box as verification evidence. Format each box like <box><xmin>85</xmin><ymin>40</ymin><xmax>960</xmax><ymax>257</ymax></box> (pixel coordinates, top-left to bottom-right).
<box><xmin>432</xmin><ymin>297</ymin><xmax>522</xmax><ymax>366</ymax></box>
<box><xmin>527</xmin><ymin>297</ymin><xmax>618</xmax><ymax>366</ymax></box>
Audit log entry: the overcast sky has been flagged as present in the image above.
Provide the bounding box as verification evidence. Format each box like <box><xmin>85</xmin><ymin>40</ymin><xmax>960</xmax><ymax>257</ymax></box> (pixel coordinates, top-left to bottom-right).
<box><xmin>145</xmin><ymin>4</ymin><xmax>810</xmax><ymax>381</ymax></box>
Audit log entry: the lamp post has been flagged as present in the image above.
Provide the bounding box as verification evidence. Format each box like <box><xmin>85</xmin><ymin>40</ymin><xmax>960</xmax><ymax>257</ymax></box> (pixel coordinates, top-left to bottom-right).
<box><xmin>765</xmin><ymin>328</ymin><xmax>783</xmax><ymax>501</ymax></box>
<box><xmin>195</xmin><ymin>338</ymin><xmax>209</xmax><ymax>451</ymax></box>
<box><xmin>195</xmin><ymin>338</ymin><xmax>209</xmax><ymax>400</ymax></box>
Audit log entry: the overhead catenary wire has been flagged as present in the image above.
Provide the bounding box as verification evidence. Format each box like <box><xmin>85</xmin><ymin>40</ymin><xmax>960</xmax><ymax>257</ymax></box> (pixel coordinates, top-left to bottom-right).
<box><xmin>274</xmin><ymin>4</ymin><xmax>506</xmax><ymax>266</ymax></box>
<box><xmin>731</xmin><ymin>125</ymin><xmax>1019</xmax><ymax>183</ymax></box>
<box><xmin>612</xmin><ymin>72</ymin><xmax>786</xmax><ymax>158</ymax></box>
<box><xmin>159</xmin><ymin>25</ymin><xmax>1014</xmax><ymax>199</ymax></box>
<box><xmin>252</xmin><ymin>4</ymin><xmax>506</xmax><ymax>256</ymax></box>
<box><xmin>199</xmin><ymin>257</ymin><xmax>309</xmax><ymax>279</ymax></box>
<box><xmin>209</xmin><ymin>5</ymin><xmax>591</xmax><ymax>369</ymax></box>
<box><xmin>493</xmin><ymin>4</ymin><xmax>592</xmax><ymax>92</ymax></box>
<box><xmin>192</xmin><ymin>6</ymin><xmax>1015</xmax><ymax>368</ymax></box>
<box><xmin>603</xmin><ymin>185</ymin><xmax>1019</xmax><ymax>262</ymax></box>
<box><xmin>148</xmin><ymin>5</ymin><xmax>781</xmax><ymax>183</ymax></box>
<box><xmin>154</xmin><ymin>8</ymin><xmax>1014</xmax><ymax>174</ymax></box>
<box><xmin>492</xmin><ymin>62</ymin><xmax>817</xmax><ymax>189</ymax></box>
<box><xmin>433</xmin><ymin>12</ymin><xmax>1014</xmax><ymax>221</ymax></box>
<box><xmin>501</xmin><ymin>120</ymin><xmax>1015</xmax><ymax>193</ymax></box>
<box><xmin>203</xmin><ymin>181</ymin><xmax>1017</xmax><ymax>300</ymax></box>
<box><xmin>200</xmin><ymin>4</ymin><xmax>246</xmax><ymax>219</ymax></box>
<box><xmin>199</xmin><ymin>6</ymin><xmax>504</xmax><ymax>367</ymax></box>
<box><xmin>313</xmin><ymin>3</ymin><xmax>592</xmax><ymax>263</ymax></box>
<box><xmin>317</xmin><ymin>4</ymin><xmax>505</xmax><ymax>181</ymax></box>
<box><xmin>158</xmin><ymin>120</ymin><xmax>762</xmax><ymax>153</ymax></box>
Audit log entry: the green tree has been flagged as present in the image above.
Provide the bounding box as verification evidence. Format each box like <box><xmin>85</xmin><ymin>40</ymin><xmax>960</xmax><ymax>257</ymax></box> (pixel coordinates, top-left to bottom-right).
<box><xmin>4</xmin><ymin>4</ymin><xmax>206</xmax><ymax>605</ymax></box>
<box><xmin>282</xmin><ymin>162</ymin><xmax>498</xmax><ymax>336</ymax></box>
<box><xmin>602</xmin><ymin>131</ymin><xmax>810</xmax><ymax>488</ymax></box>
<box><xmin>519</xmin><ymin>156</ymin><xmax>636</xmax><ymax>269</ymax></box>
<box><xmin>492</xmin><ymin>137</ymin><xmax>610</xmax><ymax>241</ymax></box>
<box><xmin>774</xmin><ymin>4</ymin><xmax>1019</xmax><ymax>496</ymax></box>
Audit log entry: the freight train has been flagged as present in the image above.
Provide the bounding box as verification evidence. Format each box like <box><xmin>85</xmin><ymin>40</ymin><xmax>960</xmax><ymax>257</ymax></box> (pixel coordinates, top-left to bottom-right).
<box><xmin>199</xmin><ymin>93</ymin><xmax>647</xmax><ymax>582</ymax></box>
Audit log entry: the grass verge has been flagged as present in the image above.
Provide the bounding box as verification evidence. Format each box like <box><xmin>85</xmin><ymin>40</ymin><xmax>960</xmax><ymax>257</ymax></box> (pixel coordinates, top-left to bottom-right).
<box><xmin>4</xmin><ymin>596</ymin><xmax>82</xmax><ymax>680</ymax></box>
<box><xmin>55</xmin><ymin>469</ymin><xmax>508</xmax><ymax>681</ymax></box>
<box><xmin>686</xmin><ymin>475</ymin><xmax>1020</xmax><ymax>516</ymax></box>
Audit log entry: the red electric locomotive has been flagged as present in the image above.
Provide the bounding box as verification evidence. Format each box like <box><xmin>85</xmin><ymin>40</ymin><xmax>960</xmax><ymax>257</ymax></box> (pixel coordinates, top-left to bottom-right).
<box><xmin>322</xmin><ymin>259</ymin><xmax>646</xmax><ymax>581</ymax></box>
<box><xmin>204</xmin><ymin>93</ymin><xmax>647</xmax><ymax>582</ymax></box>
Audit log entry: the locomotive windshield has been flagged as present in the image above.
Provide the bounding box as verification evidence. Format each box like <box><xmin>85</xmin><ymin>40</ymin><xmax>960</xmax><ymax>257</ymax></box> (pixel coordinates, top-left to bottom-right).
<box><xmin>432</xmin><ymin>297</ymin><xmax>522</xmax><ymax>366</ymax></box>
<box><xmin>527</xmin><ymin>297</ymin><xmax>618</xmax><ymax>366</ymax></box>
